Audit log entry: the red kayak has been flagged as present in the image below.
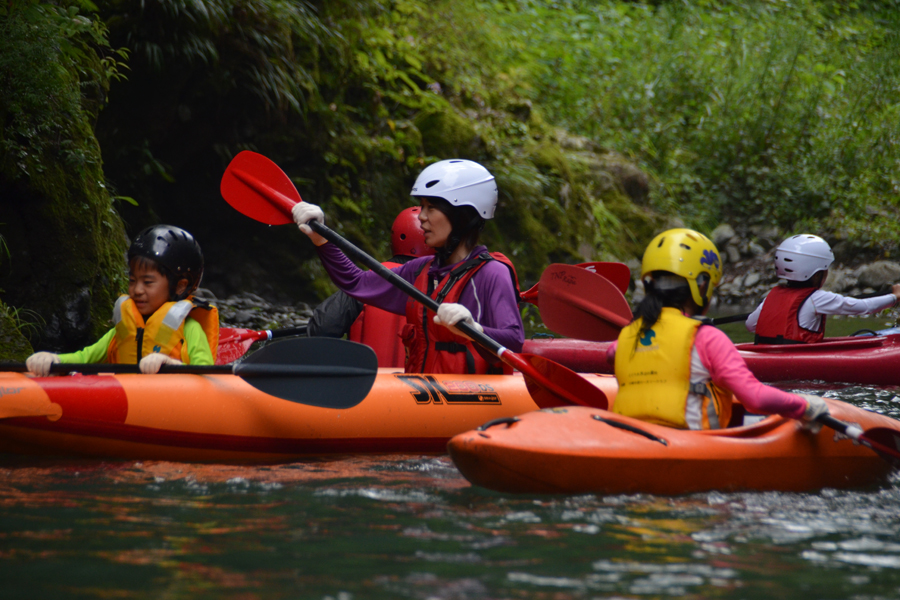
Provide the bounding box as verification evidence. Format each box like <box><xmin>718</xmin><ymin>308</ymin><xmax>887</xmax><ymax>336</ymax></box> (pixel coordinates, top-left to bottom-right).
<box><xmin>521</xmin><ymin>333</ymin><xmax>900</xmax><ymax>385</ymax></box>
<box><xmin>218</xmin><ymin>328</ymin><xmax>900</xmax><ymax>385</ymax></box>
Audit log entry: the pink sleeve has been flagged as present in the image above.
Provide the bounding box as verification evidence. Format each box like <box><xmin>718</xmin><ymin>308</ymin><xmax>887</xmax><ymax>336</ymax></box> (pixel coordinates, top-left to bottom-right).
<box><xmin>606</xmin><ymin>340</ymin><xmax>617</xmax><ymax>366</ymax></box>
<box><xmin>694</xmin><ymin>326</ymin><xmax>807</xmax><ymax>419</ymax></box>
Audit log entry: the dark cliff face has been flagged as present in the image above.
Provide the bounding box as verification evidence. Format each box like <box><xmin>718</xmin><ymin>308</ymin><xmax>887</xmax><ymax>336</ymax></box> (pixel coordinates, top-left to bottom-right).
<box><xmin>0</xmin><ymin>4</ymin><xmax>129</xmax><ymax>353</ymax></box>
<box><xmin>0</xmin><ymin>160</ymin><xmax>129</xmax><ymax>353</ymax></box>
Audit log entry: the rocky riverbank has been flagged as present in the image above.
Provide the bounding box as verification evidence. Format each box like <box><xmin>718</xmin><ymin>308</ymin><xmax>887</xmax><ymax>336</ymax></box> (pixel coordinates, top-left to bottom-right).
<box><xmin>628</xmin><ymin>224</ymin><xmax>900</xmax><ymax>312</ymax></box>
<box><xmin>196</xmin><ymin>290</ymin><xmax>315</xmax><ymax>331</ymax></box>
<box><xmin>709</xmin><ymin>224</ymin><xmax>900</xmax><ymax>309</ymax></box>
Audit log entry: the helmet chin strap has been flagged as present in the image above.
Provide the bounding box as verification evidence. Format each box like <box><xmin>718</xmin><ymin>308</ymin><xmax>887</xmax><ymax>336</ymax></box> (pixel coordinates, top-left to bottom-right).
<box><xmin>170</xmin><ymin>278</ymin><xmax>192</xmax><ymax>302</ymax></box>
<box><xmin>435</xmin><ymin>236</ymin><xmax>462</xmax><ymax>264</ymax></box>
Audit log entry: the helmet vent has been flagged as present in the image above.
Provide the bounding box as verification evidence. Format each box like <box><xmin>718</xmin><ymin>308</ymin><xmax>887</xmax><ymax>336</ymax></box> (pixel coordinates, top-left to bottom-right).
<box><xmin>679</xmin><ymin>243</ymin><xmax>691</xmax><ymax>250</ymax></box>
<box><xmin>657</xmin><ymin>238</ymin><xmax>665</xmax><ymax>248</ymax></box>
<box><xmin>425</xmin><ymin>180</ymin><xmax>440</xmax><ymax>188</ymax></box>
<box><xmin>784</xmin><ymin>258</ymin><xmax>793</xmax><ymax>262</ymax></box>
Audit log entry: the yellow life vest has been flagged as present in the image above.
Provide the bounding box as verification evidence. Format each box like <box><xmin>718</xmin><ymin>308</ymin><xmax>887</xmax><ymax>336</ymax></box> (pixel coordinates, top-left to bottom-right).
<box><xmin>107</xmin><ymin>295</ymin><xmax>219</xmax><ymax>365</ymax></box>
<box><xmin>613</xmin><ymin>307</ymin><xmax>732</xmax><ymax>430</ymax></box>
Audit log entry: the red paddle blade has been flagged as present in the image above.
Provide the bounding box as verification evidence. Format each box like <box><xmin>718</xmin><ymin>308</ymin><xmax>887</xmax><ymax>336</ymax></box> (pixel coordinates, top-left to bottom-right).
<box><xmin>502</xmin><ymin>352</ymin><xmax>608</xmax><ymax>410</ymax></box>
<box><xmin>221</xmin><ymin>150</ymin><xmax>300</xmax><ymax>225</ymax></box>
<box><xmin>216</xmin><ymin>328</ymin><xmax>268</xmax><ymax>364</ymax></box>
<box><xmin>861</xmin><ymin>427</ymin><xmax>900</xmax><ymax>467</ymax></box>
<box><xmin>578</xmin><ymin>262</ymin><xmax>631</xmax><ymax>295</ymax></box>
<box><xmin>520</xmin><ymin>262</ymin><xmax>630</xmax><ymax>306</ymax></box>
<box><xmin>538</xmin><ymin>264</ymin><xmax>633</xmax><ymax>341</ymax></box>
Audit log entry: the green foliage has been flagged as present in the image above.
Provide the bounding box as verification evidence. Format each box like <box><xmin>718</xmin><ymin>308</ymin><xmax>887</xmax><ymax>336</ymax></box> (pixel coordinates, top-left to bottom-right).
<box><xmin>302</xmin><ymin>0</ymin><xmax>643</xmax><ymax>271</ymax></box>
<box><xmin>71</xmin><ymin>0</ymin><xmax>900</xmax><ymax>312</ymax></box>
<box><xmin>0</xmin><ymin>0</ymin><xmax>129</xmax><ymax>350</ymax></box>
<box><xmin>478</xmin><ymin>0</ymin><xmax>900</xmax><ymax>247</ymax></box>
<box><xmin>0</xmin><ymin>0</ymin><xmax>126</xmax><ymax>180</ymax></box>
<box><xmin>0</xmin><ymin>299</ymin><xmax>34</xmax><ymax>361</ymax></box>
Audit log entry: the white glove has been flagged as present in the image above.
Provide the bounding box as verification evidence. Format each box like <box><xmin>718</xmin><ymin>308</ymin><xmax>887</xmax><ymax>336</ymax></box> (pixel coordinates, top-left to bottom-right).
<box><xmin>798</xmin><ymin>393</ymin><xmax>830</xmax><ymax>433</ymax></box>
<box><xmin>291</xmin><ymin>202</ymin><xmax>328</xmax><ymax>246</ymax></box>
<box><xmin>26</xmin><ymin>352</ymin><xmax>60</xmax><ymax>376</ymax></box>
<box><xmin>139</xmin><ymin>353</ymin><xmax>183</xmax><ymax>374</ymax></box>
<box><xmin>434</xmin><ymin>303</ymin><xmax>483</xmax><ymax>340</ymax></box>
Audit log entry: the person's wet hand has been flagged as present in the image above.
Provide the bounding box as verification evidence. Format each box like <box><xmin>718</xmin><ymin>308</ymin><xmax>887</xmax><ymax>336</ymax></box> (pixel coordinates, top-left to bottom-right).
<box><xmin>291</xmin><ymin>203</ymin><xmax>328</xmax><ymax>246</ymax></box>
<box><xmin>26</xmin><ymin>352</ymin><xmax>60</xmax><ymax>377</ymax></box>
<box><xmin>434</xmin><ymin>303</ymin><xmax>483</xmax><ymax>340</ymax></box>
<box><xmin>139</xmin><ymin>353</ymin><xmax>183</xmax><ymax>374</ymax></box>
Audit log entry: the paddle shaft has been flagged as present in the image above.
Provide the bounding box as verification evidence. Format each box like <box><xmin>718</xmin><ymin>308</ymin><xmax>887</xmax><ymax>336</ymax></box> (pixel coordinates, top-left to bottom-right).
<box><xmin>1</xmin><ymin>362</ymin><xmax>371</xmax><ymax>378</ymax></box>
<box><xmin>223</xmin><ymin>151</ymin><xmax>606</xmax><ymax>408</ymax></box>
<box><xmin>711</xmin><ymin>291</ymin><xmax>891</xmax><ymax>326</ymax></box>
<box><xmin>817</xmin><ymin>414</ymin><xmax>900</xmax><ymax>462</ymax></box>
<box><xmin>267</xmin><ymin>326</ymin><xmax>308</xmax><ymax>339</ymax></box>
<box><xmin>235</xmin><ymin>325</ymin><xmax>308</xmax><ymax>344</ymax></box>
<box><xmin>310</xmin><ymin>222</ymin><xmax>505</xmax><ymax>356</ymax></box>
<box><xmin>308</xmin><ymin>222</ymin><xmax>601</xmax><ymax>406</ymax></box>
<box><xmin>230</xmin><ymin>155</ymin><xmax>520</xmax><ymax>351</ymax></box>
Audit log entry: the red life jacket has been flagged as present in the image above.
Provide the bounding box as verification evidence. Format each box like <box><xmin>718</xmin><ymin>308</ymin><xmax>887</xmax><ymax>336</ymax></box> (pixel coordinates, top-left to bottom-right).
<box><xmin>755</xmin><ymin>285</ymin><xmax>825</xmax><ymax>344</ymax></box>
<box><xmin>348</xmin><ymin>261</ymin><xmax>406</xmax><ymax>369</ymax></box>
<box><xmin>403</xmin><ymin>252</ymin><xmax>519</xmax><ymax>375</ymax></box>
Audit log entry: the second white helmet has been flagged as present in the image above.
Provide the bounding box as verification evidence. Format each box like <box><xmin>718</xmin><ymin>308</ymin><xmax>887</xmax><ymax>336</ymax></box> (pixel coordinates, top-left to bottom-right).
<box><xmin>774</xmin><ymin>234</ymin><xmax>834</xmax><ymax>281</ymax></box>
<box><xmin>410</xmin><ymin>159</ymin><xmax>498</xmax><ymax>219</ymax></box>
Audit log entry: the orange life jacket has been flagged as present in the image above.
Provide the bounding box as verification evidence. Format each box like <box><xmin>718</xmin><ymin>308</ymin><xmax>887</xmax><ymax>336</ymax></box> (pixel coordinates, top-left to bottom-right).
<box><xmin>755</xmin><ymin>286</ymin><xmax>824</xmax><ymax>344</ymax></box>
<box><xmin>403</xmin><ymin>252</ymin><xmax>518</xmax><ymax>375</ymax></box>
<box><xmin>107</xmin><ymin>295</ymin><xmax>219</xmax><ymax>364</ymax></box>
<box><xmin>348</xmin><ymin>260</ymin><xmax>407</xmax><ymax>369</ymax></box>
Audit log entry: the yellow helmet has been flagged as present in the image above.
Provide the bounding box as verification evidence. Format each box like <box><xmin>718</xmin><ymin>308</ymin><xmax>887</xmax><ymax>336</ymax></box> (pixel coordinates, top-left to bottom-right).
<box><xmin>641</xmin><ymin>228</ymin><xmax>722</xmax><ymax>307</ymax></box>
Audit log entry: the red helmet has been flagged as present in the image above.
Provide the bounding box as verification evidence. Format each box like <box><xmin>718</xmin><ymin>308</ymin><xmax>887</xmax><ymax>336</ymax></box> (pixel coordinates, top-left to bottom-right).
<box><xmin>391</xmin><ymin>207</ymin><xmax>435</xmax><ymax>257</ymax></box>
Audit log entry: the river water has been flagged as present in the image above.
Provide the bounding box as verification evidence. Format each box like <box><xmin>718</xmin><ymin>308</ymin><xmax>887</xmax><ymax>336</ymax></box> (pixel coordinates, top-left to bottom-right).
<box><xmin>3</xmin><ymin>317</ymin><xmax>900</xmax><ymax>599</ymax></box>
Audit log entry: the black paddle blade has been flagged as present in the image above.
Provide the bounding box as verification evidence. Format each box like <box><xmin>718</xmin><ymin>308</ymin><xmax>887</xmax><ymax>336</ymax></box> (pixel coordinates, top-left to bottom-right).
<box><xmin>236</xmin><ymin>338</ymin><xmax>378</xmax><ymax>409</ymax></box>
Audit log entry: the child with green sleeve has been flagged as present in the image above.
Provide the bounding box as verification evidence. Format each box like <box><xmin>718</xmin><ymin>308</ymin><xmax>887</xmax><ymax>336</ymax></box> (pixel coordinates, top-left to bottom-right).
<box><xmin>26</xmin><ymin>225</ymin><xmax>219</xmax><ymax>375</ymax></box>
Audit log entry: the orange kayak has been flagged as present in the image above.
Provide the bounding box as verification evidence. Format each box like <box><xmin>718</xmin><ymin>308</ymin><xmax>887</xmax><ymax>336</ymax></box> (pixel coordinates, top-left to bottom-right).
<box><xmin>0</xmin><ymin>369</ymin><xmax>617</xmax><ymax>462</ymax></box>
<box><xmin>448</xmin><ymin>399</ymin><xmax>898</xmax><ymax>495</ymax></box>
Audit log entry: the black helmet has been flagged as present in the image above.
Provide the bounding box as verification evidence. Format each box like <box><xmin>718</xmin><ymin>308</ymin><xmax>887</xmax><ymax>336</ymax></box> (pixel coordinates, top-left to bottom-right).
<box><xmin>128</xmin><ymin>225</ymin><xmax>204</xmax><ymax>299</ymax></box>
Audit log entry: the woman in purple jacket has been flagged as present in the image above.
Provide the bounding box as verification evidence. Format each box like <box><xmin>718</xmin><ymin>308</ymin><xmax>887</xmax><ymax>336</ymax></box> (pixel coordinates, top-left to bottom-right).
<box><xmin>292</xmin><ymin>159</ymin><xmax>523</xmax><ymax>374</ymax></box>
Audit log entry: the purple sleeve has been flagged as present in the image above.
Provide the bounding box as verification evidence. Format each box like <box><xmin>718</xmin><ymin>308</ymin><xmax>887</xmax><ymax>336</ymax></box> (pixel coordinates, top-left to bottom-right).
<box><xmin>457</xmin><ymin>261</ymin><xmax>524</xmax><ymax>353</ymax></box>
<box><xmin>316</xmin><ymin>244</ymin><xmax>523</xmax><ymax>354</ymax></box>
<box><xmin>316</xmin><ymin>243</ymin><xmax>429</xmax><ymax>315</ymax></box>
<box><xmin>694</xmin><ymin>326</ymin><xmax>807</xmax><ymax>419</ymax></box>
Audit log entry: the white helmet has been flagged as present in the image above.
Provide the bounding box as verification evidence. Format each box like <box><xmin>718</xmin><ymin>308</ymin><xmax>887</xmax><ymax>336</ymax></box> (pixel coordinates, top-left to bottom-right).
<box><xmin>410</xmin><ymin>159</ymin><xmax>498</xmax><ymax>219</ymax></box>
<box><xmin>774</xmin><ymin>234</ymin><xmax>834</xmax><ymax>281</ymax></box>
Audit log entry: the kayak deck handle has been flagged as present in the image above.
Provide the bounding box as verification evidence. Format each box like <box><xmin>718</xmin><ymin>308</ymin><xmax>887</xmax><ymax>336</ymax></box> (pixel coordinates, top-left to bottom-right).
<box><xmin>592</xmin><ymin>415</ymin><xmax>668</xmax><ymax>446</ymax></box>
<box><xmin>477</xmin><ymin>416</ymin><xmax>521</xmax><ymax>431</ymax></box>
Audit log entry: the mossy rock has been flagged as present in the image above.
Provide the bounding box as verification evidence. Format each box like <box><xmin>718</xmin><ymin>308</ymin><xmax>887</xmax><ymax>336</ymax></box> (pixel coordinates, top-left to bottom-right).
<box><xmin>414</xmin><ymin>108</ymin><xmax>487</xmax><ymax>160</ymax></box>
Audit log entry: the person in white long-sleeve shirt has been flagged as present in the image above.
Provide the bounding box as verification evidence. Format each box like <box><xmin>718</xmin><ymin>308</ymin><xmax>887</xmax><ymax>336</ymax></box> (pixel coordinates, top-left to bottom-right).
<box><xmin>746</xmin><ymin>234</ymin><xmax>900</xmax><ymax>344</ymax></box>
